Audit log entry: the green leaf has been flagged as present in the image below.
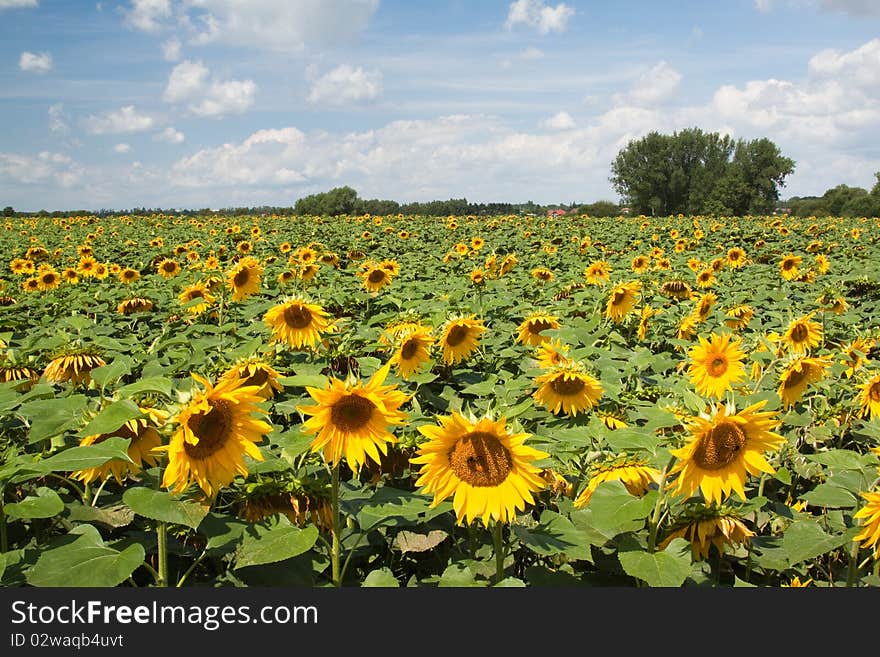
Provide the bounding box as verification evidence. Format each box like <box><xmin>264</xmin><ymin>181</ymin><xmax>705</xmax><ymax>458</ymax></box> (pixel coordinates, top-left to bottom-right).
<box><xmin>19</xmin><ymin>395</ymin><xmax>89</xmax><ymax>444</ymax></box>
<box><xmin>806</xmin><ymin>450</ymin><xmax>872</xmax><ymax>471</ymax></box>
<box><xmin>494</xmin><ymin>577</ymin><xmax>527</xmax><ymax>587</ymax></box>
<box><xmin>4</xmin><ymin>487</ymin><xmax>64</xmax><ymax>521</ymax></box>
<box><xmin>117</xmin><ymin>376</ymin><xmax>173</xmax><ymax>399</ymax></box>
<box><xmin>122</xmin><ymin>487</ymin><xmax>210</xmax><ymax>530</ymax></box>
<box><xmin>65</xmin><ymin>502</ymin><xmax>134</xmax><ymax>528</ymax></box>
<box><xmin>37</xmin><ymin>436</ymin><xmax>133</xmax><ymax>473</ymax></box>
<box><xmin>78</xmin><ymin>399</ymin><xmax>145</xmax><ymax>438</ymax></box>
<box><xmin>356</xmin><ymin>486</ymin><xmax>451</xmax><ymax>531</ymax></box>
<box><xmin>362</xmin><ymin>568</ymin><xmax>400</xmax><ymax>587</ymax></box>
<box><xmin>200</xmin><ymin>513</ymin><xmax>250</xmax><ymax>553</ymax></box>
<box><xmin>234</xmin><ymin>523</ymin><xmax>319</xmax><ymax>569</ymax></box>
<box><xmin>587</xmin><ymin>481</ymin><xmax>655</xmax><ymax>537</ymax></box>
<box><xmin>460</xmin><ymin>377</ymin><xmax>498</xmax><ymax>396</ymax></box>
<box><xmin>618</xmin><ymin>538</ymin><xmax>692</xmax><ymax>587</ymax></box>
<box><xmin>512</xmin><ymin>510</ymin><xmax>596</xmax><ymax>561</ymax></box>
<box><xmin>438</xmin><ymin>563</ymin><xmax>485</xmax><ymax>587</ymax></box>
<box><xmin>602</xmin><ymin>428</ymin><xmax>660</xmax><ymax>454</ymax></box>
<box><xmin>781</xmin><ymin>520</ymin><xmax>850</xmax><ymax>566</ymax></box>
<box><xmin>26</xmin><ymin>525</ymin><xmax>145</xmax><ymax>587</ymax></box>
<box><xmin>278</xmin><ymin>374</ymin><xmax>329</xmax><ymax>389</ymax></box>
<box><xmin>89</xmin><ymin>357</ymin><xmax>132</xmax><ymax>388</ymax></box>
<box><xmin>799</xmin><ymin>484</ymin><xmax>857</xmax><ymax>509</ymax></box>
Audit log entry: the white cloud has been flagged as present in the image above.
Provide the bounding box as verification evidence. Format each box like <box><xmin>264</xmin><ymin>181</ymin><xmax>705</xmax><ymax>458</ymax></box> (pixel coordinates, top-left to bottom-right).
<box><xmin>808</xmin><ymin>38</ymin><xmax>880</xmax><ymax>88</ymax></box>
<box><xmin>541</xmin><ymin>111</ymin><xmax>575</xmax><ymax>130</ymax></box>
<box><xmin>505</xmin><ymin>0</ymin><xmax>575</xmax><ymax>34</ymax></box>
<box><xmin>754</xmin><ymin>0</ymin><xmax>773</xmax><ymax>12</ymax></box>
<box><xmin>0</xmin><ymin>151</ymin><xmax>82</xmax><ymax>188</ymax></box>
<box><xmin>184</xmin><ymin>0</ymin><xmax>380</xmax><ymax>51</ymax></box>
<box><xmin>306</xmin><ymin>65</ymin><xmax>382</xmax><ymax>106</ymax></box>
<box><xmin>19</xmin><ymin>51</ymin><xmax>52</xmax><ymax>73</ymax></box>
<box><xmin>163</xmin><ymin>59</ymin><xmax>256</xmax><ymax>117</ymax></box>
<box><xmin>122</xmin><ymin>0</ymin><xmax>172</xmax><ymax>32</ymax></box>
<box><xmin>0</xmin><ymin>0</ymin><xmax>38</xmax><ymax>9</ymax></box>
<box><xmin>615</xmin><ymin>61</ymin><xmax>682</xmax><ymax>106</ymax></box>
<box><xmin>162</xmin><ymin>37</ymin><xmax>181</xmax><ymax>62</ymax></box>
<box><xmin>48</xmin><ymin>103</ymin><xmax>68</xmax><ymax>133</ymax></box>
<box><xmin>83</xmin><ymin>106</ymin><xmax>155</xmax><ymax>134</ymax></box>
<box><xmin>114</xmin><ymin>143</ymin><xmax>132</xmax><ymax>154</ymax></box>
<box><xmin>521</xmin><ymin>46</ymin><xmax>545</xmax><ymax>60</ymax></box>
<box><xmin>155</xmin><ymin>126</ymin><xmax>185</xmax><ymax>144</ymax></box>
<box><xmin>820</xmin><ymin>0</ymin><xmax>880</xmax><ymax>16</ymax></box>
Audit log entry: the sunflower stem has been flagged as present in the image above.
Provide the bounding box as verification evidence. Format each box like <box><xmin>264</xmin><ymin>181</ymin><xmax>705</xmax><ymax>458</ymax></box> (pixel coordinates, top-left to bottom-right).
<box><xmin>846</xmin><ymin>538</ymin><xmax>860</xmax><ymax>587</ymax></box>
<box><xmin>176</xmin><ymin>549</ymin><xmax>207</xmax><ymax>588</ymax></box>
<box><xmin>492</xmin><ymin>521</ymin><xmax>505</xmax><ymax>584</ymax></box>
<box><xmin>90</xmin><ymin>477</ymin><xmax>109</xmax><ymax>507</ymax></box>
<box><xmin>156</xmin><ymin>521</ymin><xmax>169</xmax><ymax>587</ymax></box>
<box><xmin>647</xmin><ymin>456</ymin><xmax>676</xmax><ymax>553</ymax></box>
<box><xmin>330</xmin><ymin>464</ymin><xmax>342</xmax><ymax>587</ymax></box>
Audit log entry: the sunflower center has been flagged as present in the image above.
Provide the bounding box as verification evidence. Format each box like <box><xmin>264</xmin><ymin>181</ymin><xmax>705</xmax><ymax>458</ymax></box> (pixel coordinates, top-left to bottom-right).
<box><xmin>330</xmin><ymin>394</ymin><xmax>375</xmax><ymax>432</ymax></box>
<box><xmin>368</xmin><ymin>269</ymin><xmax>386</xmax><ymax>284</ymax></box>
<box><xmin>184</xmin><ymin>399</ymin><xmax>232</xmax><ymax>459</ymax></box>
<box><xmin>612</xmin><ymin>290</ymin><xmax>627</xmax><ymax>306</ymax></box>
<box><xmin>187</xmin><ymin>290</ymin><xmax>204</xmax><ymax>300</ymax></box>
<box><xmin>783</xmin><ymin>365</ymin><xmax>809</xmax><ymax>389</ymax></box>
<box><xmin>283</xmin><ymin>305</ymin><xmax>313</xmax><ymax>329</ymax></box>
<box><xmin>400</xmin><ymin>338</ymin><xmax>420</xmax><ymax>360</ymax></box>
<box><xmin>162</xmin><ymin>262</ymin><xmax>176</xmax><ymax>272</ymax></box>
<box><xmin>550</xmin><ymin>375</ymin><xmax>586</xmax><ymax>396</ymax></box>
<box><xmin>870</xmin><ymin>384</ymin><xmax>880</xmax><ymax>402</ymax></box>
<box><xmin>244</xmin><ymin>368</ymin><xmax>269</xmax><ymax>387</ymax></box>
<box><xmin>707</xmin><ymin>356</ymin><xmax>728</xmax><ymax>377</ymax></box>
<box><xmin>445</xmin><ymin>324</ymin><xmax>470</xmax><ymax>347</ymax></box>
<box><xmin>782</xmin><ymin>260</ymin><xmax>795</xmax><ymax>271</ymax></box>
<box><xmin>527</xmin><ymin>319</ymin><xmax>554</xmax><ymax>335</ymax></box>
<box><xmin>448</xmin><ymin>431</ymin><xmax>512</xmax><ymax>487</ymax></box>
<box><xmin>693</xmin><ymin>421</ymin><xmax>746</xmax><ymax>470</ymax></box>
<box><xmin>233</xmin><ymin>269</ymin><xmax>250</xmax><ymax>287</ymax></box>
<box><xmin>790</xmin><ymin>323</ymin><xmax>808</xmax><ymax>343</ymax></box>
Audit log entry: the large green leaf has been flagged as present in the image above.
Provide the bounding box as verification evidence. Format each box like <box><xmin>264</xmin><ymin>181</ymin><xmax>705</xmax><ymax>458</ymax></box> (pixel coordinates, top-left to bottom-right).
<box><xmin>36</xmin><ymin>436</ymin><xmax>133</xmax><ymax>473</ymax></box>
<box><xmin>362</xmin><ymin>568</ymin><xmax>400</xmax><ymax>587</ymax></box>
<box><xmin>233</xmin><ymin>522</ymin><xmax>319</xmax><ymax>569</ymax></box>
<box><xmin>587</xmin><ymin>480</ymin><xmax>656</xmax><ymax>537</ymax></box>
<box><xmin>26</xmin><ymin>525</ymin><xmax>145</xmax><ymax>587</ymax></box>
<box><xmin>78</xmin><ymin>399</ymin><xmax>145</xmax><ymax>438</ymax></box>
<box><xmin>122</xmin><ymin>487</ymin><xmax>210</xmax><ymax>530</ymax></box>
<box><xmin>512</xmin><ymin>510</ymin><xmax>596</xmax><ymax>561</ymax></box>
<box><xmin>355</xmin><ymin>486</ymin><xmax>451</xmax><ymax>531</ymax></box>
<box><xmin>89</xmin><ymin>357</ymin><xmax>132</xmax><ymax>388</ymax></box>
<box><xmin>19</xmin><ymin>395</ymin><xmax>89</xmax><ymax>444</ymax></box>
<box><xmin>799</xmin><ymin>484</ymin><xmax>857</xmax><ymax>509</ymax></box>
<box><xmin>438</xmin><ymin>563</ymin><xmax>485</xmax><ymax>587</ymax></box>
<box><xmin>4</xmin><ymin>486</ymin><xmax>64</xmax><ymax>521</ymax></box>
<box><xmin>117</xmin><ymin>376</ymin><xmax>174</xmax><ymax>398</ymax></box>
<box><xmin>618</xmin><ymin>538</ymin><xmax>692</xmax><ymax>587</ymax></box>
<box><xmin>780</xmin><ymin>520</ymin><xmax>851</xmax><ymax>566</ymax></box>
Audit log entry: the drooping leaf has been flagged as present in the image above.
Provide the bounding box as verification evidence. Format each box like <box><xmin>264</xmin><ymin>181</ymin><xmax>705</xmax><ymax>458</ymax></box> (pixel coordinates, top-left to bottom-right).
<box><xmin>122</xmin><ymin>487</ymin><xmax>210</xmax><ymax>530</ymax></box>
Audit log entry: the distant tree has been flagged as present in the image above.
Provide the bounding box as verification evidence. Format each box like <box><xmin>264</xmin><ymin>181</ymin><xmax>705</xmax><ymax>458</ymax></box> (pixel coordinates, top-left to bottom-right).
<box><xmin>577</xmin><ymin>200</ymin><xmax>620</xmax><ymax>217</ymax></box>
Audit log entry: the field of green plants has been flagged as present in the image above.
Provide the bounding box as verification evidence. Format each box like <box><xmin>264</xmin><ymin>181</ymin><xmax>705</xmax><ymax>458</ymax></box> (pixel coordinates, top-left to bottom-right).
<box><xmin>1</xmin><ymin>211</ymin><xmax>878</xmax><ymax>588</ymax></box>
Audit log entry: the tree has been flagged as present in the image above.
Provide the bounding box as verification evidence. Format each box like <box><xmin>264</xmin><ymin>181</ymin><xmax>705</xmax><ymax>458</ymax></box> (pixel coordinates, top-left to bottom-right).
<box><xmin>2</xmin><ymin>206</ymin><xmax>14</xmax><ymax>217</ymax></box>
<box><xmin>609</xmin><ymin>128</ymin><xmax>795</xmax><ymax>216</ymax></box>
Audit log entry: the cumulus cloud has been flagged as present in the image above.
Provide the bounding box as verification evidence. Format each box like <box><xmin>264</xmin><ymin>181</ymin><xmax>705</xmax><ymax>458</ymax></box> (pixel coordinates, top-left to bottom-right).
<box><xmin>505</xmin><ymin>0</ymin><xmax>575</xmax><ymax>34</ymax></box>
<box><xmin>155</xmin><ymin>126</ymin><xmax>185</xmax><ymax>144</ymax></box>
<box><xmin>83</xmin><ymin>106</ymin><xmax>155</xmax><ymax>134</ymax></box>
<box><xmin>808</xmin><ymin>38</ymin><xmax>880</xmax><ymax>87</ymax></box>
<box><xmin>48</xmin><ymin>103</ymin><xmax>68</xmax><ymax>133</ymax></box>
<box><xmin>162</xmin><ymin>37</ymin><xmax>181</xmax><ymax>61</ymax></box>
<box><xmin>183</xmin><ymin>0</ymin><xmax>379</xmax><ymax>51</ymax></box>
<box><xmin>541</xmin><ymin>111</ymin><xmax>575</xmax><ymax>130</ymax></box>
<box><xmin>19</xmin><ymin>51</ymin><xmax>52</xmax><ymax>73</ymax></box>
<box><xmin>0</xmin><ymin>0</ymin><xmax>38</xmax><ymax>9</ymax></box>
<box><xmin>0</xmin><ymin>151</ymin><xmax>82</xmax><ymax>188</ymax></box>
<box><xmin>163</xmin><ymin>59</ymin><xmax>256</xmax><ymax>117</ymax></box>
<box><xmin>306</xmin><ymin>65</ymin><xmax>382</xmax><ymax>106</ymax></box>
<box><xmin>122</xmin><ymin>0</ymin><xmax>172</xmax><ymax>32</ymax></box>
<box><xmin>615</xmin><ymin>61</ymin><xmax>682</xmax><ymax>106</ymax></box>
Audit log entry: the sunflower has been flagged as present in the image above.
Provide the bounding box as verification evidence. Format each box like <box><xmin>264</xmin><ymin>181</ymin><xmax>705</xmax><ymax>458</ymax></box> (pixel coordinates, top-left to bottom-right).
<box><xmin>693</xmin><ymin>292</ymin><xmax>717</xmax><ymax>322</ymax></box>
<box><xmin>226</xmin><ymin>256</ymin><xmax>263</xmax><ymax>302</ymax></box>
<box><xmin>782</xmin><ymin>313</ymin><xmax>822</xmax><ymax>354</ymax></box>
<box><xmin>531</xmin><ymin>267</ymin><xmax>554</xmax><ymax>282</ymax></box>
<box><xmin>62</xmin><ymin>268</ymin><xmax>79</xmax><ymax>284</ymax></box>
<box><xmin>43</xmin><ymin>350</ymin><xmax>106</xmax><ymax>385</ymax></box>
<box><xmin>499</xmin><ymin>254</ymin><xmax>518</xmax><ymax>276</ymax></box>
<box><xmin>598</xmin><ymin>409</ymin><xmax>628</xmax><ymax>430</ymax></box>
<box><xmin>605</xmin><ymin>281</ymin><xmax>641</xmax><ymax>323</ymax></box>
<box><xmin>726</xmin><ymin>247</ymin><xmax>747</xmax><ymax>268</ymax></box>
<box><xmin>695</xmin><ymin>268</ymin><xmax>715</xmax><ymax>288</ymax></box>
<box><xmin>779</xmin><ymin>254</ymin><xmax>802</xmax><ymax>281</ymax></box>
<box><xmin>532</xmin><ymin>364</ymin><xmax>603</xmax><ymax>417</ymax></box>
<box><xmin>667</xmin><ymin>400</ymin><xmax>785</xmax><ymax>506</ymax></box>
<box><xmin>379</xmin><ymin>259</ymin><xmax>400</xmax><ymax>277</ymax></box>
<box><xmin>535</xmin><ymin>339</ymin><xmax>571</xmax><ymax>369</ymax></box>
<box><xmin>0</xmin><ymin>363</ymin><xmax>40</xmax><ymax>391</ymax></box>
<box><xmin>218</xmin><ymin>358</ymin><xmax>283</xmax><ymax>399</ymax></box>
<box><xmin>72</xmin><ymin>407</ymin><xmax>167</xmax><ymax>485</ymax></box>
<box><xmin>516</xmin><ymin>312</ymin><xmax>560</xmax><ymax>346</ymax></box>
<box><xmin>117</xmin><ymin>297</ymin><xmax>154</xmax><ymax>314</ymax></box>
<box><xmin>573</xmin><ymin>456</ymin><xmax>660</xmax><ymax>508</ymax></box>
<box><xmin>390</xmin><ymin>326</ymin><xmax>434</xmax><ymax>379</ymax></box>
<box><xmin>637</xmin><ymin>305</ymin><xmax>654</xmax><ymax>341</ymax></box>
<box><xmin>853</xmin><ymin>490</ymin><xmax>880</xmax><ymax>561</ymax></box>
<box><xmin>36</xmin><ymin>268</ymin><xmax>60</xmax><ymax>291</ymax></box>
<box><xmin>856</xmin><ymin>372</ymin><xmax>880</xmax><ymax>420</ymax></box>
<box><xmin>815</xmin><ymin>254</ymin><xmax>830</xmax><ymax>274</ymax></box>
<box><xmin>658</xmin><ymin>506</ymin><xmax>754</xmax><ymax>560</ymax></box>
<box><xmin>631</xmin><ymin>255</ymin><xmax>650</xmax><ymax>274</ymax></box>
<box><xmin>362</xmin><ymin>264</ymin><xmax>393</xmax><ymax>292</ymax></box>
<box><xmin>154</xmin><ymin>258</ymin><xmax>180</xmax><ymax>279</ymax></box>
<box><xmin>841</xmin><ymin>338</ymin><xmax>874</xmax><ymax>378</ymax></box>
<box><xmin>178</xmin><ymin>281</ymin><xmax>214</xmax><ymax>315</ymax></box>
<box><xmin>777</xmin><ymin>356</ymin><xmax>832</xmax><ymax>408</ymax></box>
<box><xmin>411</xmin><ymin>411</ymin><xmax>549</xmax><ymax>526</ymax></box>
<box><xmin>159</xmin><ymin>374</ymin><xmax>272</xmax><ymax>499</ymax></box>
<box><xmin>687</xmin><ymin>332</ymin><xmax>747</xmax><ymax>400</ymax></box>
<box><xmin>470</xmin><ymin>268</ymin><xmax>485</xmax><ymax>286</ymax></box>
<box><xmin>297</xmin><ymin>263</ymin><xmax>320</xmax><ymax>282</ymax></box>
<box><xmin>660</xmin><ymin>279</ymin><xmax>692</xmax><ymax>300</ymax></box>
<box><xmin>724</xmin><ymin>304</ymin><xmax>754</xmax><ymax>330</ymax></box>
<box><xmin>263</xmin><ymin>296</ymin><xmax>334</xmax><ymax>350</ymax></box>
<box><xmin>298</xmin><ymin>361</ymin><xmax>409</xmax><ymax>471</ymax></box>
<box><xmin>439</xmin><ymin>315</ymin><xmax>486</xmax><ymax>365</ymax></box>
<box><xmin>118</xmin><ymin>267</ymin><xmax>140</xmax><ymax>284</ymax></box>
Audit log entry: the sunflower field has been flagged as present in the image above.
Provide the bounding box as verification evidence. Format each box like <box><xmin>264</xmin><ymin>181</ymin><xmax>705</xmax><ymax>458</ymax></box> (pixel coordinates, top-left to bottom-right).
<box><xmin>1</xmin><ymin>211</ymin><xmax>879</xmax><ymax>589</ymax></box>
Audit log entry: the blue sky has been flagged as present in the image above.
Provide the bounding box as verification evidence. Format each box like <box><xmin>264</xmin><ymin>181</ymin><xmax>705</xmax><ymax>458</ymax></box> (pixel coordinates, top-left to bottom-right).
<box><xmin>1</xmin><ymin>0</ymin><xmax>879</xmax><ymax>211</ymax></box>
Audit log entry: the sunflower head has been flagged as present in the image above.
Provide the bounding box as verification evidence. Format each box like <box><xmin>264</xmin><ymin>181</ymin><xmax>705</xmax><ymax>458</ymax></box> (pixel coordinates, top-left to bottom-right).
<box><xmin>857</xmin><ymin>372</ymin><xmax>880</xmax><ymax>420</ymax></box>
<box><xmin>532</xmin><ymin>363</ymin><xmax>604</xmax><ymax>417</ymax></box>
<box><xmin>117</xmin><ymin>297</ymin><xmax>154</xmax><ymax>315</ymax></box>
<box><xmin>658</xmin><ymin>504</ymin><xmax>754</xmax><ymax>560</ymax></box>
<box><xmin>218</xmin><ymin>358</ymin><xmax>284</xmax><ymax>399</ymax></box>
<box><xmin>227</xmin><ymin>256</ymin><xmax>263</xmax><ymax>302</ymax></box>
<box><xmin>43</xmin><ymin>348</ymin><xmax>106</xmax><ymax>386</ymax></box>
<box><xmin>687</xmin><ymin>332</ymin><xmax>747</xmax><ymax>400</ymax></box>
<box><xmin>534</xmin><ymin>338</ymin><xmax>571</xmax><ymax>369</ymax></box>
<box><xmin>605</xmin><ymin>281</ymin><xmax>641</xmax><ymax>323</ymax></box>
<box><xmin>439</xmin><ymin>315</ymin><xmax>486</xmax><ymax>365</ymax></box>
<box><xmin>156</xmin><ymin>258</ymin><xmax>181</xmax><ymax>278</ymax></box>
<box><xmin>178</xmin><ymin>281</ymin><xmax>215</xmax><ymax>315</ymax></box>
<box><xmin>782</xmin><ymin>313</ymin><xmax>822</xmax><ymax>354</ymax></box>
<box><xmin>516</xmin><ymin>312</ymin><xmax>560</xmax><ymax>346</ymax></box>
<box><xmin>263</xmin><ymin>295</ymin><xmax>334</xmax><ymax>350</ymax></box>
<box><xmin>660</xmin><ymin>279</ymin><xmax>692</xmax><ymax>300</ymax></box>
<box><xmin>573</xmin><ymin>455</ymin><xmax>661</xmax><ymax>508</ymax></box>
<box><xmin>390</xmin><ymin>325</ymin><xmax>434</xmax><ymax>379</ymax></box>
<box><xmin>777</xmin><ymin>355</ymin><xmax>831</xmax><ymax>409</ymax></box>
<box><xmin>362</xmin><ymin>264</ymin><xmax>393</xmax><ymax>292</ymax></box>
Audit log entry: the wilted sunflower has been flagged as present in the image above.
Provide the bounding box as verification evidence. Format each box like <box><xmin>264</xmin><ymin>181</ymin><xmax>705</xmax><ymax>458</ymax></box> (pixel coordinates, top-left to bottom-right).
<box><xmin>178</xmin><ymin>281</ymin><xmax>214</xmax><ymax>315</ymax></box>
<box><xmin>227</xmin><ymin>256</ymin><xmax>263</xmax><ymax>302</ymax></box>
<box><xmin>72</xmin><ymin>407</ymin><xmax>167</xmax><ymax>485</ymax></box>
<box><xmin>159</xmin><ymin>374</ymin><xmax>271</xmax><ymax>498</ymax></box>
<box><xmin>439</xmin><ymin>315</ymin><xmax>486</xmax><ymax>365</ymax></box>
<box><xmin>667</xmin><ymin>400</ymin><xmax>785</xmax><ymax>506</ymax></box>
<box><xmin>659</xmin><ymin>506</ymin><xmax>754</xmax><ymax>560</ymax></box>
<box><xmin>853</xmin><ymin>490</ymin><xmax>880</xmax><ymax>561</ymax></box>
<box><xmin>531</xmin><ymin>267</ymin><xmax>554</xmax><ymax>283</ymax></box>
<box><xmin>516</xmin><ymin>312</ymin><xmax>560</xmax><ymax>346</ymax></box>
<box><xmin>0</xmin><ymin>363</ymin><xmax>40</xmax><ymax>391</ymax></box>
<box><xmin>263</xmin><ymin>296</ymin><xmax>334</xmax><ymax>350</ymax></box>
<box><xmin>782</xmin><ymin>313</ymin><xmax>822</xmax><ymax>354</ymax></box>
<box><xmin>117</xmin><ymin>297</ymin><xmax>154</xmax><ymax>314</ymax></box>
<box><xmin>724</xmin><ymin>304</ymin><xmax>754</xmax><ymax>330</ymax></box>
<box><xmin>470</xmin><ymin>268</ymin><xmax>485</xmax><ymax>286</ymax></box>
<box><xmin>605</xmin><ymin>280</ymin><xmax>641</xmax><ymax>323</ymax></box>
<box><xmin>412</xmin><ymin>411</ymin><xmax>549</xmax><ymax>526</ymax></box>
<box><xmin>598</xmin><ymin>409</ymin><xmax>628</xmax><ymax>430</ymax></box>
<box><xmin>499</xmin><ymin>254</ymin><xmax>518</xmax><ymax>276</ymax></box>
<box><xmin>298</xmin><ymin>361</ymin><xmax>409</xmax><ymax>471</ymax></box>
<box><xmin>535</xmin><ymin>339</ymin><xmax>571</xmax><ymax>369</ymax></box>
<box><xmin>693</xmin><ymin>291</ymin><xmax>717</xmax><ymax>322</ymax></box>
<box><xmin>660</xmin><ymin>279</ymin><xmax>692</xmax><ymax>300</ymax></box>
<box><xmin>777</xmin><ymin>356</ymin><xmax>832</xmax><ymax>409</ymax></box>
<box><xmin>856</xmin><ymin>372</ymin><xmax>880</xmax><ymax>420</ymax></box>
<box><xmin>390</xmin><ymin>325</ymin><xmax>434</xmax><ymax>379</ymax></box>
<box><xmin>43</xmin><ymin>350</ymin><xmax>106</xmax><ymax>385</ymax></box>
<box><xmin>297</xmin><ymin>263</ymin><xmax>320</xmax><ymax>282</ymax></box>
<box><xmin>532</xmin><ymin>364</ymin><xmax>603</xmax><ymax>416</ymax></box>
<box><xmin>156</xmin><ymin>258</ymin><xmax>181</xmax><ymax>279</ymax></box>
<box><xmin>779</xmin><ymin>254</ymin><xmax>802</xmax><ymax>281</ymax></box>
<box><xmin>573</xmin><ymin>456</ymin><xmax>660</xmax><ymax>508</ymax></box>
<box><xmin>218</xmin><ymin>358</ymin><xmax>283</xmax><ymax>399</ymax></box>
<box><xmin>687</xmin><ymin>332</ymin><xmax>747</xmax><ymax>400</ymax></box>
<box><xmin>362</xmin><ymin>264</ymin><xmax>393</xmax><ymax>292</ymax></box>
